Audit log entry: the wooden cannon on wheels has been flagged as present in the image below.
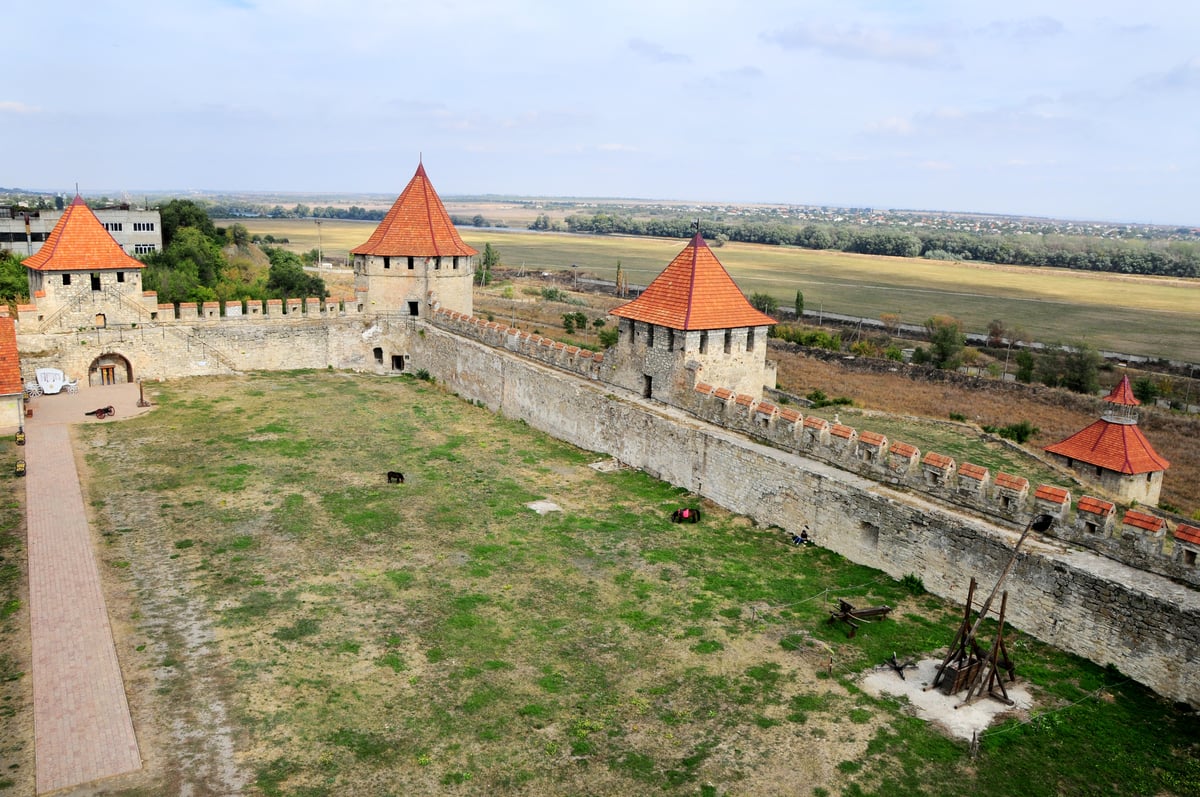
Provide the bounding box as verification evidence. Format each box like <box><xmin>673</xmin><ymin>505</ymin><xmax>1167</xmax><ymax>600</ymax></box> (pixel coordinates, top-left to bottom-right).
<box><xmin>928</xmin><ymin>513</ymin><xmax>1056</xmax><ymax>708</ymax></box>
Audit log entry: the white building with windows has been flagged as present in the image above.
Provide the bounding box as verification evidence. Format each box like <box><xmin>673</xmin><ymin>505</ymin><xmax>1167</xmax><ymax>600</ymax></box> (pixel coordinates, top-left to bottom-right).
<box><xmin>0</xmin><ymin>203</ymin><xmax>161</xmax><ymax>257</ymax></box>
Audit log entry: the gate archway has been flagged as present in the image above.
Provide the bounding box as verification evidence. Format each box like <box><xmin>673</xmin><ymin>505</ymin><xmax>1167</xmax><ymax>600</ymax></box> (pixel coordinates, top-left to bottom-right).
<box><xmin>88</xmin><ymin>353</ymin><xmax>133</xmax><ymax>386</ymax></box>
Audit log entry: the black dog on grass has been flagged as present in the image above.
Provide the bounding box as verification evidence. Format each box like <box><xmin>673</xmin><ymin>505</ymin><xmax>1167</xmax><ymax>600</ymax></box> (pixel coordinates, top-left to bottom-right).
<box><xmin>386</xmin><ymin>471</ymin><xmax>405</xmax><ymax>484</ymax></box>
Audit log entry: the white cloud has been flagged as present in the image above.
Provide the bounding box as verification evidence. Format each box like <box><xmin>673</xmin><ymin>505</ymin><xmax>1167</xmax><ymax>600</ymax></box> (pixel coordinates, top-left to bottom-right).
<box><xmin>763</xmin><ymin>22</ymin><xmax>955</xmax><ymax>68</ymax></box>
<box><xmin>0</xmin><ymin>101</ymin><xmax>39</xmax><ymax>114</ymax></box>
<box><xmin>627</xmin><ymin>38</ymin><xmax>690</xmax><ymax>64</ymax></box>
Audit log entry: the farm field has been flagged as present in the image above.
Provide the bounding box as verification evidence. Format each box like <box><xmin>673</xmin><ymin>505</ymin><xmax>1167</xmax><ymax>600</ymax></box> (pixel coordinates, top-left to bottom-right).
<box><xmin>221</xmin><ymin>219</ymin><xmax>1200</xmax><ymax>363</ymax></box>
<box><xmin>2</xmin><ymin>372</ymin><xmax>1194</xmax><ymax>796</ymax></box>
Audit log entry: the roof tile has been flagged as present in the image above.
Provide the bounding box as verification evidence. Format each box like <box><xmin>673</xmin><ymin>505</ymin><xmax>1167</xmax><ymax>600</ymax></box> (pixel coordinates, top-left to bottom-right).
<box><xmin>1122</xmin><ymin>509</ymin><xmax>1165</xmax><ymax>533</ymax></box>
<box><xmin>1104</xmin><ymin>375</ymin><xmax>1140</xmax><ymax>407</ymax></box>
<box><xmin>0</xmin><ymin>315</ymin><xmax>22</xmax><ymax>395</ymax></box>
<box><xmin>1034</xmin><ymin>485</ymin><xmax>1070</xmax><ymax>504</ymax></box>
<box><xmin>994</xmin><ymin>472</ymin><xmax>1029</xmax><ymax>491</ymax></box>
<box><xmin>1174</xmin><ymin>523</ymin><xmax>1200</xmax><ymax>546</ymax></box>
<box><xmin>889</xmin><ymin>441</ymin><xmax>918</xmax><ymax>458</ymax></box>
<box><xmin>1045</xmin><ymin>418</ymin><xmax>1169</xmax><ymax>474</ymax></box>
<box><xmin>609</xmin><ymin>234</ymin><xmax>777</xmax><ymax>330</ymax></box>
<box><xmin>830</xmin><ymin>423</ymin><xmax>855</xmax><ymax>440</ymax></box>
<box><xmin>923</xmin><ymin>452</ymin><xmax>955</xmax><ymax>470</ymax></box>
<box><xmin>351</xmin><ymin>163</ymin><xmax>478</xmax><ymax>258</ymax></box>
<box><xmin>958</xmin><ymin>462</ymin><xmax>989</xmax><ymax>481</ymax></box>
<box><xmin>859</xmin><ymin>430</ymin><xmax>887</xmax><ymax>447</ymax></box>
<box><xmin>1077</xmin><ymin>496</ymin><xmax>1115</xmax><ymax>516</ymax></box>
<box><xmin>21</xmin><ymin>196</ymin><xmax>146</xmax><ymax>273</ymax></box>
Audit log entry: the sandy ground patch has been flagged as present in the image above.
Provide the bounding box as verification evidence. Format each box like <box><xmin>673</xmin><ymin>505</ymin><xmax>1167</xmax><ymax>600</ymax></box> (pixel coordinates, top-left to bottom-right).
<box><xmin>860</xmin><ymin>658</ymin><xmax>1032</xmax><ymax>742</ymax></box>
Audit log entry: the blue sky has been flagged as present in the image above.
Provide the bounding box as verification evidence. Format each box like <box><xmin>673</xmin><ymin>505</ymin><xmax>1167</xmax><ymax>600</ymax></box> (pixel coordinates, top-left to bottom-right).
<box><xmin>5</xmin><ymin>1</ymin><xmax>1198</xmax><ymax>224</ymax></box>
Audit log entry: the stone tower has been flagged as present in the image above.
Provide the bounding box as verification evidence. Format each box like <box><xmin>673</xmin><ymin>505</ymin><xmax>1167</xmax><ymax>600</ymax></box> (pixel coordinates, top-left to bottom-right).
<box><xmin>20</xmin><ymin>195</ymin><xmax>148</xmax><ymax>332</ymax></box>
<box><xmin>607</xmin><ymin>233</ymin><xmax>776</xmax><ymax>402</ymax></box>
<box><xmin>1044</xmin><ymin>375</ymin><xmax>1170</xmax><ymax>506</ymax></box>
<box><xmin>351</xmin><ymin>162</ymin><xmax>478</xmax><ymax>317</ymax></box>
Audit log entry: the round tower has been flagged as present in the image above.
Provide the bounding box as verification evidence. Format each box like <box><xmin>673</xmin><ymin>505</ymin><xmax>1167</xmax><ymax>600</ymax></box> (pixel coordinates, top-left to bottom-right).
<box><xmin>351</xmin><ymin>162</ymin><xmax>477</xmax><ymax>317</ymax></box>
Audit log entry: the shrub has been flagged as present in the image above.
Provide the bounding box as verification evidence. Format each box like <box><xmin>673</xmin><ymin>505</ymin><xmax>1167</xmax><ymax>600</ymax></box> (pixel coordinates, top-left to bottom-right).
<box><xmin>982</xmin><ymin>420</ymin><xmax>1039</xmax><ymax>444</ymax></box>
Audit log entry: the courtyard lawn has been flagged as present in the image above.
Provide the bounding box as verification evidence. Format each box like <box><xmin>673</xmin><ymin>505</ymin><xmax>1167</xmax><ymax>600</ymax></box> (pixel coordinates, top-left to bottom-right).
<box><xmin>53</xmin><ymin>371</ymin><xmax>1199</xmax><ymax>796</ymax></box>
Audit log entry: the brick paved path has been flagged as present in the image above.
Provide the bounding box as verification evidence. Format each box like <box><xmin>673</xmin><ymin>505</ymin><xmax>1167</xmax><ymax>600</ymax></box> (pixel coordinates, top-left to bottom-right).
<box><xmin>25</xmin><ymin>416</ymin><xmax>142</xmax><ymax>792</ymax></box>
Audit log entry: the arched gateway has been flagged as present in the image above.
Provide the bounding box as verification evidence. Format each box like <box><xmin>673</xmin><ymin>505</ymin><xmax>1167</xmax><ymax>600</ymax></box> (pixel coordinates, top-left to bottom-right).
<box><xmin>88</xmin><ymin>352</ymin><xmax>133</xmax><ymax>386</ymax></box>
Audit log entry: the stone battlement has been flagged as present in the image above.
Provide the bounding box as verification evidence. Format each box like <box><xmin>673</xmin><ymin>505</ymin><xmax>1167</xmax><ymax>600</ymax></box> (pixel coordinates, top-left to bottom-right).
<box><xmin>430</xmin><ymin>307</ymin><xmax>604</xmax><ymax>381</ymax></box>
<box><xmin>412</xmin><ymin>307</ymin><xmax>1200</xmax><ymax>588</ymax></box>
<box><xmin>16</xmin><ymin>292</ymin><xmax>364</xmax><ymax>332</ymax></box>
<box><xmin>682</xmin><ymin>380</ymin><xmax>1200</xmax><ymax>587</ymax></box>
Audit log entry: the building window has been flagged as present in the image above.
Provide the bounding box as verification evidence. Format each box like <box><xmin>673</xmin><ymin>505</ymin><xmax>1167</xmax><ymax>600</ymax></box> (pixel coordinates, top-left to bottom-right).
<box><xmin>667</xmin><ymin>329</ymin><xmax>675</xmax><ymax>351</ymax></box>
<box><xmin>434</xmin><ymin>257</ymin><xmax>441</xmax><ymax>270</ymax></box>
<box><xmin>407</xmin><ymin>256</ymin><xmax>414</xmax><ymax>270</ymax></box>
<box><xmin>90</xmin><ymin>273</ymin><xmax>101</xmax><ymax>291</ymax></box>
<box><xmin>133</xmin><ymin>222</ymin><xmax>155</xmax><ymax>232</ymax></box>
<box><xmin>1084</xmin><ymin>521</ymin><xmax>1098</xmax><ymax>534</ymax></box>
<box><xmin>1185</xmin><ymin>549</ymin><xmax>1197</xmax><ymax>566</ymax></box>
<box><xmin>373</xmin><ymin>347</ymin><xmax>383</xmax><ymax>364</ymax></box>
<box><xmin>62</xmin><ymin>273</ymin><xmax>71</xmax><ymax>286</ymax></box>
<box><xmin>646</xmin><ymin>325</ymin><xmax>654</xmax><ymax>348</ymax></box>
<box><xmin>453</xmin><ymin>256</ymin><xmax>460</xmax><ymax>269</ymax></box>
<box><xmin>117</xmin><ymin>272</ymin><xmax>126</xmax><ymax>283</ymax></box>
<box><xmin>134</xmin><ymin>243</ymin><xmax>156</xmax><ymax>254</ymax></box>
<box><xmin>407</xmin><ymin>301</ymin><xmax>419</xmax><ymax>317</ymax></box>
<box><xmin>104</xmin><ymin>222</ymin><xmax>123</xmax><ymax>232</ymax></box>
<box><xmin>383</xmin><ymin>256</ymin><xmax>391</xmax><ymax>269</ymax></box>
<box><xmin>391</xmin><ymin>355</ymin><xmax>405</xmax><ymax>371</ymax></box>
<box><xmin>1095</xmin><ymin>465</ymin><xmax>1102</xmax><ymax>477</ymax></box>
<box><xmin>724</xmin><ymin>329</ymin><xmax>732</xmax><ymax>354</ymax></box>
<box><xmin>699</xmin><ymin>331</ymin><xmax>708</xmax><ymax>354</ymax></box>
<box><xmin>746</xmin><ymin>328</ymin><xmax>755</xmax><ymax>352</ymax></box>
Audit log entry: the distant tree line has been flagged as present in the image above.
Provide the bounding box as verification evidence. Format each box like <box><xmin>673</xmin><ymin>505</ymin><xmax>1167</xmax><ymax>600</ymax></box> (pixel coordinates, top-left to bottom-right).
<box><xmin>206</xmin><ymin>201</ymin><xmax>386</xmax><ymax>221</ymax></box>
<box><xmin>558</xmin><ymin>213</ymin><xmax>1200</xmax><ymax>277</ymax></box>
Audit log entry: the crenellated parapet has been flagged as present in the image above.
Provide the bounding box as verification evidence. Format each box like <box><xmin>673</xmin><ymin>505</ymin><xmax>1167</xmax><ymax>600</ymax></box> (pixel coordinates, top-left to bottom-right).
<box><xmin>676</xmin><ymin>377</ymin><xmax>1200</xmax><ymax>586</ymax></box>
<box><xmin>428</xmin><ymin>307</ymin><xmax>603</xmax><ymax>381</ymax></box>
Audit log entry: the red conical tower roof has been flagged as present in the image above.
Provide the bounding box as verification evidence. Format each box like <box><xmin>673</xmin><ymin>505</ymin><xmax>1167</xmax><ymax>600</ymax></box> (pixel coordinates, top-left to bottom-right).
<box><xmin>1104</xmin><ymin>375</ymin><xmax>1140</xmax><ymax>406</ymax></box>
<box><xmin>609</xmin><ymin>233</ymin><xmax>776</xmax><ymax>331</ymax></box>
<box><xmin>1045</xmin><ymin>373</ymin><xmax>1168</xmax><ymax>474</ymax></box>
<box><xmin>1044</xmin><ymin>419</ymin><xmax>1169</xmax><ymax>474</ymax></box>
<box><xmin>351</xmin><ymin>163</ymin><xmax>478</xmax><ymax>258</ymax></box>
<box><xmin>22</xmin><ymin>196</ymin><xmax>145</xmax><ymax>272</ymax></box>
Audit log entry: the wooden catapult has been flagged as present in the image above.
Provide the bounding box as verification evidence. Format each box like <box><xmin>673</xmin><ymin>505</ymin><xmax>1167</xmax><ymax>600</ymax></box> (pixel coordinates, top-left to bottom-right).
<box><xmin>928</xmin><ymin>513</ymin><xmax>1055</xmax><ymax>708</ymax></box>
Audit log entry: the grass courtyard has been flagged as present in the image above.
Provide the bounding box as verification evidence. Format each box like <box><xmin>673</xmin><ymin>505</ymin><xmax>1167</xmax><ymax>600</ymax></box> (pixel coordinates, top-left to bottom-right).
<box><xmin>3</xmin><ymin>371</ymin><xmax>1193</xmax><ymax>795</ymax></box>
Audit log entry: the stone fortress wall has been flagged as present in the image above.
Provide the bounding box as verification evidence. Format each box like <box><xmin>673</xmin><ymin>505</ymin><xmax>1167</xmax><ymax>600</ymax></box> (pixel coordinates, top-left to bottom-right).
<box><xmin>407</xmin><ymin>313</ymin><xmax>1200</xmax><ymax>707</ymax></box>
<box><xmin>13</xmin><ymin>298</ymin><xmax>1200</xmax><ymax>706</ymax></box>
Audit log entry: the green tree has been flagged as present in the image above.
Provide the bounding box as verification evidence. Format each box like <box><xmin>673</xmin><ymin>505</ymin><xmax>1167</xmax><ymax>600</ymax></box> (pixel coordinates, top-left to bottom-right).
<box><xmin>158</xmin><ymin>199</ymin><xmax>218</xmax><ymax>249</ymax></box>
<box><xmin>924</xmin><ymin>315</ymin><xmax>965</xmax><ymax>370</ymax></box>
<box><xmin>0</xmin><ymin>252</ymin><xmax>28</xmax><ymax>302</ymax></box>
<box><xmin>749</xmin><ymin>292</ymin><xmax>779</xmax><ymax>316</ymax></box>
<box><xmin>1061</xmin><ymin>342</ymin><xmax>1101</xmax><ymax>394</ymax></box>
<box><xmin>264</xmin><ymin>247</ymin><xmax>327</xmax><ymax>298</ymax></box>
<box><xmin>1132</xmin><ymin>376</ymin><xmax>1159</xmax><ymax>403</ymax></box>
<box><xmin>794</xmin><ymin>290</ymin><xmax>804</xmax><ymax>318</ymax></box>
<box><xmin>479</xmin><ymin>243</ymin><xmax>500</xmax><ymax>286</ymax></box>
<box><xmin>227</xmin><ymin>222</ymin><xmax>250</xmax><ymax>250</ymax></box>
<box><xmin>1015</xmin><ymin>350</ymin><xmax>1036</xmax><ymax>383</ymax></box>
